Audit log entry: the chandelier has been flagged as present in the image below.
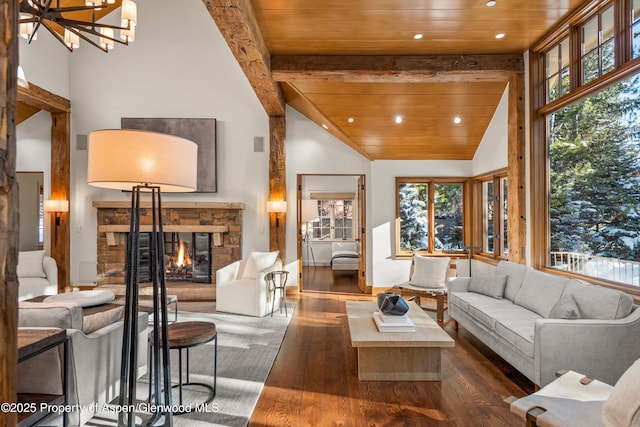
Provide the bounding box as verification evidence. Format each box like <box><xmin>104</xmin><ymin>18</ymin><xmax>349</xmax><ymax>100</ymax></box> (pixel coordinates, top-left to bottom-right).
<box><xmin>19</xmin><ymin>0</ymin><xmax>137</xmax><ymax>53</ymax></box>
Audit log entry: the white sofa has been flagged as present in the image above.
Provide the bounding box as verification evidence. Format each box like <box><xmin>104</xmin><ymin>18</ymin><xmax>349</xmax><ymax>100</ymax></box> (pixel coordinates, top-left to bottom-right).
<box><xmin>18</xmin><ymin>301</ymin><xmax>148</xmax><ymax>426</ymax></box>
<box><xmin>216</xmin><ymin>251</ymin><xmax>283</xmax><ymax>317</ymax></box>
<box><xmin>17</xmin><ymin>250</ymin><xmax>58</xmax><ymax>301</ymax></box>
<box><xmin>448</xmin><ymin>261</ymin><xmax>640</xmax><ymax>387</ymax></box>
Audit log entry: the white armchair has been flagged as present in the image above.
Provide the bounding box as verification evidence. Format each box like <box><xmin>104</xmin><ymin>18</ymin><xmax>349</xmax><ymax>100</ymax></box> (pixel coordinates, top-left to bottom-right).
<box><xmin>216</xmin><ymin>251</ymin><xmax>282</xmax><ymax>317</ymax></box>
<box><xmin>17</xmin><ymin>250</ymin><xmax>58</xmax><ymax>301</ymax></box>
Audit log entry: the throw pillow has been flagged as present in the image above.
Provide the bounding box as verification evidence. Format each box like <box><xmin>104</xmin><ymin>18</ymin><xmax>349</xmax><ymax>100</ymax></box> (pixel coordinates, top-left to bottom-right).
<box><xmin>603</xmin><ymin>359</ymin><xmax>640</xmax><ymax>426</ymax></box>
<box><xmin>409</xmin><ymin>255</ymin><xmax>450</xmax><ymax>289</ymax></box>
<box><xmin>468</xmin><ymin>273</ymin><xmax>508</xmax><ymax>299</ymax></box>
<box><xmin>17</xmin><ymin>250</ymin><xmax>46</xmax><ymax>278</ymax></box>
<box><xmin>548</xmin><ymin>295</ymin><xmax>582</xmax><ymax>319</ymax></box>
<box><xmin>242</xmin><ymin>251</ymin><xmax>279</xmax><ymax>279</ymax></box>
<box><xmin>82</xmin><ymin>306</ymin><xmax>124</xmax><ymax>335</ymax></box>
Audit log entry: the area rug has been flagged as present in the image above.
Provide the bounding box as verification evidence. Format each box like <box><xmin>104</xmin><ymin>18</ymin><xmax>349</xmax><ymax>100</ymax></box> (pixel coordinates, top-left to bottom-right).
<box><xmin>86</xmin><ymin>302</ymin><xmax>295</xmax><ymax>427</ymax></box>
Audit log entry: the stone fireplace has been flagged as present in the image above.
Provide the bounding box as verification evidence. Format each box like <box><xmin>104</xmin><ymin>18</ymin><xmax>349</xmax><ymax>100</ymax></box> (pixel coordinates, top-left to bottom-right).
<box><xmin>93</xmin><ymin>201</ymin><xmax>244</xmax><ymax>299</ymax></box>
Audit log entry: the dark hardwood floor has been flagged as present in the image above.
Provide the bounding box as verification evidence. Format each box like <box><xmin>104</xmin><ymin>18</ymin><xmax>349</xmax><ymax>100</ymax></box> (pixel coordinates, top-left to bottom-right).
<box><xmin>302</xmin><ymin>266</ymin><xmax>362</xmax><ymax>294</ymax></box>
<box><xmin>249</xmin><ymin>291</ymin><xmax>534</xmax><ymax>427</ymax></box>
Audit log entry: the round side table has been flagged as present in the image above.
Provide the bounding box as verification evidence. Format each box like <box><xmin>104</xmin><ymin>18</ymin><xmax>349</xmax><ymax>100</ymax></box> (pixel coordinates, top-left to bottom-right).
<box><xmin>148</xmin><ymin>321</ymin><xmax>217</xmax><ymax>414</ymax></box>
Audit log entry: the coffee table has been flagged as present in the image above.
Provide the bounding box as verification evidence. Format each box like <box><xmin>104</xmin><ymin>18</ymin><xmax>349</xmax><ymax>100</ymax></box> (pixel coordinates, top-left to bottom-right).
<box><xmin>346</xmin><ymin>300</ymin><xmax>455</xmax><ymax>381</ymax></box>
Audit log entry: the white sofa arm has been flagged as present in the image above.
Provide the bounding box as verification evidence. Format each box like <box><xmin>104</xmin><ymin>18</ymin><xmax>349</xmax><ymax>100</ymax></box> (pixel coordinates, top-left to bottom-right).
<box><xmin>448</xmin><ymin>277</ymin><xmax>471</xmax><ymax>293</ymax></box>
<box><xmin>43</xmin><ymin>256</ymin><xmax>58</xmax><ymax>288</ymax></box>
<box><xmin>216</xmin><ymin>260</ymin><xmax>241</xmax><ymax>284</ymax></box>
<box><xmin>534</xmin><ymin>307</ymin><xmax>640</xmax><ymax>387</ymax></box>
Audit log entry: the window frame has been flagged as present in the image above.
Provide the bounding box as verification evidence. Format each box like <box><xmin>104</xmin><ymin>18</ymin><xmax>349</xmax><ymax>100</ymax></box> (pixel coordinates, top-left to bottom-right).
<box><xmin>395</xmin><ymin>177</ymin><xmax>470</xmax><ymax>257</ymax></box>
<box><xmin>531</xmin><ymin>0</ymin><xmax>640</xmax><ymax>293</ymax></box>
<box><xmin>473</xmin><ymin>169</ymin><xmax>508</xmax><ymax>261</ymax></box>
<box><xmin>307</xmin><ymin>197</ymin><xmax>356</xmax><ymax>242</ymax></box>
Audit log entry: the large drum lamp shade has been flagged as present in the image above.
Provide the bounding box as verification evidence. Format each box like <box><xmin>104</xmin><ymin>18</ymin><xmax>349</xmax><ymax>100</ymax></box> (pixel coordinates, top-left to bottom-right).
<box><xmin>87</xmin><ymin>129</ymin><xmax>198</xmax><ymax>192</ymax></box>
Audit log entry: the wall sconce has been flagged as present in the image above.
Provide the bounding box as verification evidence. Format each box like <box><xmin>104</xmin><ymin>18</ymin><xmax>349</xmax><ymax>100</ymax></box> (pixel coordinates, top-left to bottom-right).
<box><xmin>43</xmin><ymin>199</ymin><xmax>69</xmax><ymax>246</ymax></box>
<box><xmin>267</xmin><ymin>200</ymin><xmax>287</xmax><ymax>227</ymax></box>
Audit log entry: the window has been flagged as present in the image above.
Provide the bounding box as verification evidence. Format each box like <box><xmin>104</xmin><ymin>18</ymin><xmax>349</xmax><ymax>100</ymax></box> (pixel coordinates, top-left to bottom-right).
<box><xmin>546</xmin><ymin>38</ymin><xmax>570</xmax><ymax>102</ymax></box>
<box><xmin>396</xmin><ymin>178</ymin><xmax>466</xmax><ymax>255</ymax></box>
<box><xmin>308</xmin><ymin>198</ymin><xmax>354</xmax><ymax>241</ymax></box>
<box><xmin>476</xmin><ymin>171</ymin><xmax>508</xmax><ymax>259</ymax></box>
<box><xmin>547</xmin><ymin>74</ymin><xmax>640</xmax><ymax>286</ymax></box>
<box><xmin>532</xmin><ymin>0</ymin><xmax>640</xmax><ymax>290</ymax></box>
<box><xmin>580</xmin><ymin>6</ymin><xmax>615</xmax><ymax>84</ymax></box>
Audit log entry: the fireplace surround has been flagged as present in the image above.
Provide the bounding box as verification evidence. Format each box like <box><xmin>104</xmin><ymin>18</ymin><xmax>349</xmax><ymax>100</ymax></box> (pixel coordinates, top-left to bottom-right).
<box><xmin>94</xmin><ymin>201</ymin><xmax>243</xmax><ymax>299</ymax></box>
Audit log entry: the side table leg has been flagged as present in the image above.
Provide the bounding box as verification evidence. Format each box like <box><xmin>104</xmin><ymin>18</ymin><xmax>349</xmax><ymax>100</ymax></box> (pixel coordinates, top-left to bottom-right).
<box><xmin>436</xmin><ymin>294</ymin><xmax>444</xmax><ymax>323</ymax></box>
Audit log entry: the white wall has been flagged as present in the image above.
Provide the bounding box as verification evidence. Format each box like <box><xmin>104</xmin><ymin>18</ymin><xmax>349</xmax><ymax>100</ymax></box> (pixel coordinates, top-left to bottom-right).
<box><xmin>286</xmin><ymin>106</ymin><xmax>371</xmax><ymax>282</ymax></box>
<box><xmin>472</xmin><ymin>85</ymin><xmax>509</xmax><ymax>175</ymax></box>
<box><xmin>21</xmin><ymin>0</ymin><xmax>270</xmax><ymax>283</ymax></box>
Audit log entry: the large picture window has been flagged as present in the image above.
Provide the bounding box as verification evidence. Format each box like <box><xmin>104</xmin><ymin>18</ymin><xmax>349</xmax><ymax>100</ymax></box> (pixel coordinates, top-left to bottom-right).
<box><xmin>532</xmin><ymin>0</ymin><xmax>640</xmax><ymax>291</ymax></box>
<box><xmin>396</xmin><ymin>178</ymin><xmax>466</xmax><ymax>255</ymax></box>
<box><xmin>547</xmin><ymin>74</ymin><xmax>640</xmax><ymax>285</ymax></box>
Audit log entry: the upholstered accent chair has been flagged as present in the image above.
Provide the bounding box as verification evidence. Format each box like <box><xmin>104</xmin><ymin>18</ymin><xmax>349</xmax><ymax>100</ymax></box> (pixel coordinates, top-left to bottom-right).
<box><xmin>507</xmin><ymin>358</ymin><xmax>640</xmax><ymax>426</ymax></box>
<box><xmin>17</xmin><ymin>250</ymin><xmax>58</xmax><ymax>301</ymax></box>
<box><xmin>216</xmin><ymin>251</ymin><xmax>282</xmax><ymax>317</ymax></box>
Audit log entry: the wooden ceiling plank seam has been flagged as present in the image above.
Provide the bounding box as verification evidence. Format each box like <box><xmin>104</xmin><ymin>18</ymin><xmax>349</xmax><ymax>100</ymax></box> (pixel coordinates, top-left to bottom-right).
<box><xmin>202</xmin><ymin>0</ymin><xmax>285</xmax><ymax>116</ymax></box>
<box><xmin>271</xmin><ymin>54</ymin><xmax>525</xmax><ymax>83</ymax></box>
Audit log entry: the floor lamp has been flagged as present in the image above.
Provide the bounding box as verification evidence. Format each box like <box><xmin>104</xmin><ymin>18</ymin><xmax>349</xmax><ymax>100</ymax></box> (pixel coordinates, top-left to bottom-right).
<box><xmin>88</xmin><ymin>129</ymin><xmax>198</xmax><ymax>426</ymax></box>
<box><xmin>301</xmin><ymin>200</ymin><xmax>318</xmax><ymax>268</ymax></box>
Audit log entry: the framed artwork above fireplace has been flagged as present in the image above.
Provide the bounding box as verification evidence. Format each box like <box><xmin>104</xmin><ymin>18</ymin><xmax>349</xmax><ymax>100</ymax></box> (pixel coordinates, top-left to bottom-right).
<box><xmin>121</xmin><ymin>117</ymin><xmax>217</xmax><ymax>192</ymax></box>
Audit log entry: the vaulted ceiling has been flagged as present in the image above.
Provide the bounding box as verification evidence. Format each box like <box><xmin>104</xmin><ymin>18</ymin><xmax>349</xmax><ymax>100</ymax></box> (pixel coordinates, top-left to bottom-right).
<box><xmin>207</xmin><ymin>0</ymin><xmax>585</xmax><ymax>160</ymax></box>
<box><xmin>18</xmin><ymin>0</ymin><xmax>585</xmax><ymax>160</ymax></box>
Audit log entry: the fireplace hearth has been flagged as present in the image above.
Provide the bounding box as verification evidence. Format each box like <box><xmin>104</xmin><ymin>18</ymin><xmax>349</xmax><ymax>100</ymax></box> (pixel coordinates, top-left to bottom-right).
<box><xmin>94</xmin><ymin>201</ymin><xmax>244</xmax><ymax>289</ymax></box>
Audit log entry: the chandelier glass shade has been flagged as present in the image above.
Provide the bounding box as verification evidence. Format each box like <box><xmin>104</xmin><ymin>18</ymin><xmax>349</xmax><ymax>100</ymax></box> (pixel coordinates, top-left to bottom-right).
<box><xmin>19</xmin><ymin>0</ymin><xmax>137</xmax><ymax>53</ymax></box>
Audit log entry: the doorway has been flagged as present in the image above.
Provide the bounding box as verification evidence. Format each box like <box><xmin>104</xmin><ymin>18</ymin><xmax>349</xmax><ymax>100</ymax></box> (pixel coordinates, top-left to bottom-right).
<box><xmin>297</xmin><ymin>174</ymin><xmax>367</xmax><ymax>294</ymax></box>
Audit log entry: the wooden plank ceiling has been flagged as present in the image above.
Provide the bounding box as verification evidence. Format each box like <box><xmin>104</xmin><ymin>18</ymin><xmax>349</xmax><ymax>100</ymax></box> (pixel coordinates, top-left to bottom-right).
<box><xmin>246</xmin><ymin>0</ymin><xmax>584</xmax><ymax>160</ymax></box>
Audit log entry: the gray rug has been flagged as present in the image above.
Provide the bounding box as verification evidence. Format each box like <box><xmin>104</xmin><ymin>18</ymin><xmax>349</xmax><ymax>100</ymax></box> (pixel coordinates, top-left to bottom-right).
<box><xmin>84</xmin><ymin>302</ymin><xmax>294</xmax><ymax>427</ymax></box>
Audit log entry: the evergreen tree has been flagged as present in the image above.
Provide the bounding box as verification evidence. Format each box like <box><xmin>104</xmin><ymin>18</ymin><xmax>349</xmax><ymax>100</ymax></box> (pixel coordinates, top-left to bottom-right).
<box><xmin>549</xmin><ymin>74</ymin><xmax>640</xmax><ymax>261</ymax></box>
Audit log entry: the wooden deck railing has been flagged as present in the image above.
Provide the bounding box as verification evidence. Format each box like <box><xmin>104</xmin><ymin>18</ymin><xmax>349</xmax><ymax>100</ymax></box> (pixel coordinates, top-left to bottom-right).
<box><xmin>550</xmin><ymin>252</ymin><xmax>640</xmax><ymax>287</ymax></box>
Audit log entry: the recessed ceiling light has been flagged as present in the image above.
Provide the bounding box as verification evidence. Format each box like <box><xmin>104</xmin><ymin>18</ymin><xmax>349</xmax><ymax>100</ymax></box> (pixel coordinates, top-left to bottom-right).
<box><xmin>414</xmin><ymin>33</ymin><xmax>423</xmax><ymax>40</ymax></box>
<box><xmin>395</xmin><ymin>115</ymin><xmax>403</xmax><ymax>124</ymax></box>
<box><xmin>347</xmin><ymin>117</ymin><xmax>354</xmax><ymax>123</ymax></box>
<box><xmin>322</xmin><ymin>124</ymin><xmax>328</xmax><ymax>129</ymax></box>
<box><xmin>495</xmin><ymin>33</ymin><xmax>505</xmax><ymax>39</ymax></box>
<box><xmin>486</xmin><ymin>0</ymin><xmax>496</xmax><ymax>6</ymax></box>
<box><xmin>454</xmin><ymin>116</ymin><xmax>462</xmax><ymax>124</ymax></box>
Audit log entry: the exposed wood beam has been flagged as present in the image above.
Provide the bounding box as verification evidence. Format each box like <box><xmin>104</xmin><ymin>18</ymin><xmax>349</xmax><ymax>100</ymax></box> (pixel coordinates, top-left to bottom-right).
<box><xmin>17</xmin><ymin>83</ymin><xmax>70</xmax><ymax>113</ymax></box>
<box><xmin>1</xmin><ymin>0</ymin><xmax>19</xmax><ymax>422</ymax></box>
<box><xmin>281</xmin><ymin>83</ymin><xmax>372</xmax><ymax>160</ymax></box>
<box><xmin>50</xmin><ymin>112</ymin><xmax>70</xmax><ymax>290</ymax></box>
<box><xmin>272</xmin><ymin>55</ymin><xmax>525</xmax><ymax>83</ymax></box>
<box><xmin>269</xmin><ymin>116</ymin><xmax>286</xmax><ymax>261</ymax></box>
<box><xmin>202</xmin><ymin>0</ymin><xmax>285</xmax><ymax>116</ymax></box>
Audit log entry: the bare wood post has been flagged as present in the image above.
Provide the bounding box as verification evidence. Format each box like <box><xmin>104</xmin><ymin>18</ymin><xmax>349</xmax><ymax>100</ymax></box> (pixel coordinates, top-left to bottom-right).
<box><xmin>1</xmin><ymin>0</ymin><xmax>20</xmax><ymax>424</ymax></box>
<box><xmin>51</xmin><ymin>112</ymin><xmax>71</xmax><ymax>290</ymax></box>
<box><xmin>269</xmin><ymin>116</ymin><xmax>286</xmax><ymax>262</ymax></box>
<box><xmin>507</xmin><ymin>73</ymin><xmax>527</xmax><ymax>264</ymax></box>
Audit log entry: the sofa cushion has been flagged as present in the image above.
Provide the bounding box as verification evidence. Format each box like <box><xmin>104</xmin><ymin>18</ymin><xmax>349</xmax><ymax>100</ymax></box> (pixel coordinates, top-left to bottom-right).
<box><xmin>495</xmin><ymin>261</ymin><xmax>530</xmax><ymax>302</ymax></box>
<box><xmin>82</xmin><ymin>306</ymin><xmax>123</xmax><ymax>335</ymax></box>
<box><xmin>514</xmin><ymin>270</ymin><xmax>568</xmax><ymax>318</ymax></box>
<box><xmin>602</xmin><ymin>358</ymin><xmax>640</xmax><ymax>427</ymax></box>
<box><xmin>468</xmin><ymin>273</ymin><xmax>508</xmax><ymax>299</ymax></box>
<box><xmin>494</xmin><ymin>321</ymin><xmax>536</xmax><ymax>357</ymax></box>
<box><xmin>409</xmin><ymin>255</ymin><xmax>450</xmax><ymax>289</ymax></box>
<box><xmin>17</xmin><ymin>250</ymin><xmax>46</xmax><ymax>278</ymax></box>
<box><xmin>448</xmin><ymin>291</ymin><xmax>495</xmax><ymax>313</ymax></box>
<box><xmin>242</xmin><ymin>251</ymin><xmax>279</xmax><ymax>279</ymax></box>
<box><xmin>465</xmin><ymin>297</ymin><xmax>516</xmax><ymax>331</ymax></box>
<box><xmin>549</xmin><ymin>294</ymin><xmax>582</xmax><ymax>319</ymax></box>
<box><xmin>18</xmin><ymin>301</ymin><xmax>83</xmax><ymax>330</ymax></box>
<box><xmin>562</xmin><ymin>279</ymin><xmax>634</xmax><ymax>320</ymax></box>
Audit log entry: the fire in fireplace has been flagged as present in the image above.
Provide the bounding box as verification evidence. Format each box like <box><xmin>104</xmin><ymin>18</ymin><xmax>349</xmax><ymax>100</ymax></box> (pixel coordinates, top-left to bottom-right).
<box><xmin>135</xmin><ymin>232</ymin><xmax>212</xmax><ymax>283</ymax></box>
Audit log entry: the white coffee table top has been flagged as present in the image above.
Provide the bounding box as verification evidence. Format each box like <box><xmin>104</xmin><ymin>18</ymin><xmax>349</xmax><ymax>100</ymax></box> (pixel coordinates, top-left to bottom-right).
<box><xmin>346</xmin><ymin>300</ymin><xmax>455</xmax><ymax>348</ymax></box>
<box><xmin>44</xmin><ymin>290</ymin><xmax>115</xmax><ymax>307</ymax></box>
